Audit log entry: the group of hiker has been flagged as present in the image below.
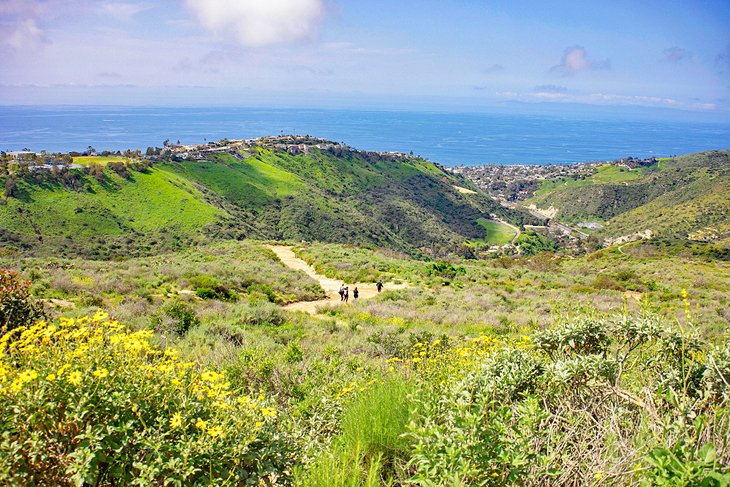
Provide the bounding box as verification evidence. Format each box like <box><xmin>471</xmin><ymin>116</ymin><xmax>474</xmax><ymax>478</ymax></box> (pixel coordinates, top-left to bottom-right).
<box><xmin>338</xmin><ymin>279</ymin><xmax>383</xmax><ymax>302</ymax></box>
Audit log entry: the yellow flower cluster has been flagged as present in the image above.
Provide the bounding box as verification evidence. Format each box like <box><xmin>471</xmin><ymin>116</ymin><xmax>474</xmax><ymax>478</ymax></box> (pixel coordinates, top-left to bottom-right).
<box><xmin>1</xmin><ymin>311</ymin><xmax>278</xmax><ymax>442</ymax></box>
<box><xmin>385</xmin><ymin>334</ymin><xmax>533</xmax><ymax>381</ymax></box>
<box><xmin>337</xmin><ymin>378</ymin><xmax>378</xmax><ymax>398</ymax></box>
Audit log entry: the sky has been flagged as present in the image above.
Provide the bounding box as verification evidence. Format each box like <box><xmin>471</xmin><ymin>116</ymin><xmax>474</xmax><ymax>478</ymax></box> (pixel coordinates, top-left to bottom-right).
<box><xmin>1</xmin><ymin>0</ymin><xmax>729</xmax><ymax>118</ymax></box>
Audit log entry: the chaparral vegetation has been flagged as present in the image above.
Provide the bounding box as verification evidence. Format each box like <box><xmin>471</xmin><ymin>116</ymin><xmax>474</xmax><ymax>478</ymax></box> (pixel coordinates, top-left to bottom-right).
<box><xmin>0</xmin><ymin>141</ymin><xmax>728</xmax><ymax>485</ymax></box>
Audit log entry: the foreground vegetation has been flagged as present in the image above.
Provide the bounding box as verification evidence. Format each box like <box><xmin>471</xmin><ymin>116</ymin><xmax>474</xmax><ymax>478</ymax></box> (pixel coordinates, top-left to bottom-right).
<box><xmin>1</xmin><ymin>239</ymin><xmax>729</xmax><ymax>484</ymax></box>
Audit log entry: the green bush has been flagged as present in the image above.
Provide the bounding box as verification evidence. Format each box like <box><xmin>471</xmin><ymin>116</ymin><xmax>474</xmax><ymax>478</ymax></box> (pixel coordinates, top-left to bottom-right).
<box><xmin>0</xmin><ymin>312</ymin><xmax>288</xmax><ymax>485</ymax></box>
<box><xmin>152</xmin><ymin>301</ymin><xmax>200</xmax><ymax>336</ymax></box>
<box><xmin>0</xmin><ymin>269</ymin><xmax>46</xmax><ymax>337</ymax></box>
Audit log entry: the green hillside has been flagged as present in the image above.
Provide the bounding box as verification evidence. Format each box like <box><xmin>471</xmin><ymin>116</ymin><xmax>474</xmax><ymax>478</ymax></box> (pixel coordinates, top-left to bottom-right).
<box><xmin>529</xmin><ymin>150</ymin><xmax>730</xmax><ymax>247</ymax></box>
<box><xmin>0</xmin><ymin>140</ymin><xmax>539</xmax><ymax>257</ymax></box>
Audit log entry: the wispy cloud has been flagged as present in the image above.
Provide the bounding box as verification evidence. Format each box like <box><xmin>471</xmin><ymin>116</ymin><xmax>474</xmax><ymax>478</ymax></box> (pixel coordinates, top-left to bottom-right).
<box><xmin>4</xmin><ymin>18</ymin><xmax>48</xmax><ymax>51</ymax></box>
<box><xmin>97</xmin><ymin>71</ymin><xmax>123</xmax><ymax>79</ymax></box>
<box><xmin>534</xmin><ymin>84</ymin><xmax>568</xmax><ymax>94</ymax></box>
<box><xmin>484</xmin><ymin>64</ymin><xmax>504</xmax><ymax>74</ymax></box>
<box><xmin>716</xmin><ymin>44</ymin><xmax>730</xmax><ymax>75</ymax></box>
<box><xmin>100</xmin><ymin>2</ymin><xmax>149</xmax><ymax>21</ymax></box>
<box><xmin>662</xmin><ymin>46</ymin><xmax>690</xmax><ymax>63</ymax></box>
<box><xmin>321</xmin><ymin>41</ymin><xmax>413</xmax><ymax>55</ymax></box>
<box><xmin>498</xmin><ymin>89</ymin><xmax>716</xmax><ymax>111</ymax></box>
<box><xmin>550</xmin><ymin>46</ymin><xmax>610</xmax><ymax>77</ymax></box>
<box><xmin>185</xmin><ymin>0</ymin><xmax>326</xmax><ymax>47</ymax></box>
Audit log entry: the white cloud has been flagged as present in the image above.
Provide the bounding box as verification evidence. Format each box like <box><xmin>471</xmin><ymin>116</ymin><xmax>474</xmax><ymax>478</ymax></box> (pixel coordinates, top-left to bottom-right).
<box><xmin>185</xmin><ymin>0</ymin><xmax>326</xmax><ymax>47</ymax></box>
<box><xmin>100</xmin><ymin>2</ymin><xmax>149</xmax><ymax>21</ymax></box>
<box><xmin>497</xmin><ymin>89</ymin><xmax>716</xmax><ymax>111</ymax></box>
<box><xmin>4</xmin><ymin>18</ymin><xmax>47</xmax><ymax>51</ymax></box>
<box><xmin>550</xmin><ymin>46</ymin><xmax>609</xmax><ymax>77</ymax></box>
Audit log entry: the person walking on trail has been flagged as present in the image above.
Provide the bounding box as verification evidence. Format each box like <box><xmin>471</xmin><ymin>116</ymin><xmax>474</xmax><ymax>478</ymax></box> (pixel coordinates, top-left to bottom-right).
<box><xmin>339</xmin><ymin>284</ymin><xmax>346</xmax><ymax>302</ymax></box>
<box><xmin>353</xmin><ymin>287</ymin><xmax>359</xmax><ymax>300</ymax></box>
<box><xmin>344</xmin><ymin>286</ymin><xmax>349</xmax><ymax>303</ymax></box>
<box><xmin>376</xmin><ymin>280</ymin><xmax>383</xmax><ymax>293</ymax></box>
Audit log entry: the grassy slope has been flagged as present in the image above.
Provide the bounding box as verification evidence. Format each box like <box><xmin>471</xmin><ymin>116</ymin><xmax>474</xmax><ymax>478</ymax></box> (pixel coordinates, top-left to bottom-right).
<box><xmin>164</xmin><ymin>147</ymin><xmax>539</xmax><ymax>254</ymax></box>
<box><xmin>73</xmin><ymin>156</ymin><xmax>127</xmax><ymax>166</ymax></box>
<box><xmin>529</xmin><ymin>151</ymin><xmax>730</xmax><ymax>244</ymax></box>
<box><xmin>476</xmin><ymin>218</ymin><xmax>518</xmax><ymax>245</ymax></box>
<box><xmin>0</xmin><ymin>168</ymin><xmax>220</xmax><ymax>238</ymax></box>
<box><xmin>163</xmin><ymin>153</ymin><xmax>306</xmax><ymax>209</ymax></box>
<box><xmin>2</xmin><ymin>144</ymin><xmax>540</xmax><ymax>256</ymax></box>
<box><xmin>532</xmin><ymin>164</ymin><xmax>648</xmax><ymax>199</ymax></box>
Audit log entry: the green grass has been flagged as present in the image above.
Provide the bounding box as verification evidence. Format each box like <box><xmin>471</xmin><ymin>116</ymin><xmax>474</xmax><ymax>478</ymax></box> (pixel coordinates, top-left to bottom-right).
<box><xmin>0</xmin><ymin>167</ymin><xmax>221</xmax><ymax>238</ymax></box>
<box><xmin>476</xmin><ymin>218</ymin><xmax>518</xmax><ymax>245</ymax></box>
<box><xmin>527</xmin><ymin>152</ymin><xmax>730</xmax><ymax>247</ymax></box>
<box><xmin>532</xmin><ymin>164</ymin><xmax>650</xmax><ymax>199</ymax></box>
<box><xmin>163</xmin><ymin>153</ymin><xmax>306</xmax><ymax>208</ymax></box>
<box><xmin>72</xmin><ymin>156</ymin><xmax>128</xmax><ymax>166</ymax></box>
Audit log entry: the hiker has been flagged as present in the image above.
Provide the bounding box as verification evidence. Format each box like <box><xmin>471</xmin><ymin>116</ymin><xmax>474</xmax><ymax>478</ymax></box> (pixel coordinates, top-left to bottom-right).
<box><xmin>353</xmin><ymin>287</ymin><xmax>359</xmax><ymax>300</ymax></box>
<box><xmin>339</xmin><ymin>284</ymin><xmax>346</xmax><ymax>301</ymax></box>
<box><xmin>376</xmin><ymin>280</ymin><xmax>383</xmax><ymax>293</ymax></box>
<box><xmin>344</xmin><ymin>286</ymin><xmax>349</xmax><ymax>303</ymax></box>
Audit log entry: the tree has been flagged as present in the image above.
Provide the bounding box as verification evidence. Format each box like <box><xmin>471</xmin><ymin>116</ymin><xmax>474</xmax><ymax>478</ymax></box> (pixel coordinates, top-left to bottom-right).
<box><xmin>4</xmin><ymin>176</ymin><xmax>17</xmax><ymax>198</ymax></box>
<box><xmin>87</xmin><ymin>163</ymin><xmax>104</xmax><ymax>182</ymax></box>
<box><xmin>0</xmin><ymin>269</ymin><xmax>47</xmax><ymax>336</ymax></box>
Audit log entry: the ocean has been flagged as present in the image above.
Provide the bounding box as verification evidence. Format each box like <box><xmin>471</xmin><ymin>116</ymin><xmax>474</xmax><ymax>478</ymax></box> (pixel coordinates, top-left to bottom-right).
<box><xmin>1</xmin><ymin>105</ymin><xmax>728</xmax><ymax>166</ymax></box>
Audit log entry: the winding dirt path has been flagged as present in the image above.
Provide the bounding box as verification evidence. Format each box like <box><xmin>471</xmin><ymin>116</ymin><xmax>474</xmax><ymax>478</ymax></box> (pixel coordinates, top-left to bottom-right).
<box><xmin>266</xmin><ymin>245</ymin><xmax>408</xmax><ymax>314</ymax></box>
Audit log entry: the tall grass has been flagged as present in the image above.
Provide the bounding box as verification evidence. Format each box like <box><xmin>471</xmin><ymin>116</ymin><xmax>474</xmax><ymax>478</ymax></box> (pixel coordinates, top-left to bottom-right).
<box><xmin>297</xmin><ymin>377</ymin><xmax>415</xmax><ymax>485</ymax></box>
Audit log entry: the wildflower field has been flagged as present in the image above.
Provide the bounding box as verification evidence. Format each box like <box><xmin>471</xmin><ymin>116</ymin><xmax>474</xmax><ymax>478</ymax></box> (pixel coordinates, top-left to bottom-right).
<box><xmin>1</xmin><ymin>240</ymin><xmax>729</xmax><ymax>485</ymax></box>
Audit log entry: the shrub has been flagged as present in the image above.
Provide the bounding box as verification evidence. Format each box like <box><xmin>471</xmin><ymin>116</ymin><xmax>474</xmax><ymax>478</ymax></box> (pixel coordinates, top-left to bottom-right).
<box><xmin>0</xmin><ymin>269</ymin><xmax>46</xmax><ymax>337</ymax></box>
<box><xmin>0</xmin><ymin>312</ymin><xmax>288</xmax><ymax>485</ymax></box>
<box><xmin>235</xmin><ymin>302</ymin><xmax>286</xmax><ymax>327</ymax></box>
<box><xmin>152</xmin><ymin>300</ymin><xmax>200</xmax><ymax>336</ymax></box>
<box><xmin>190</xmin><ymin>275</ymin><xmax>236</xmax><ymax>301</ymax></box>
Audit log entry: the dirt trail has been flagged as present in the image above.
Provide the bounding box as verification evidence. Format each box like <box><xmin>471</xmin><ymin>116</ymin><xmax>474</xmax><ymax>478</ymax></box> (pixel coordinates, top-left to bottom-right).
<box><xmin>266</xmin><ymin>245</ymin><xmax>408</xmax><ymax>314</ymax></box>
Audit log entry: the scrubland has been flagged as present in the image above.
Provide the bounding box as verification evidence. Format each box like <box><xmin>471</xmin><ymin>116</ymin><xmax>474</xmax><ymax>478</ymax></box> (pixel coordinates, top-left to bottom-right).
<box><xmin>2</xmin><ymin>240</ymin><xmax>729</xmax><ymax>485</ymax></box>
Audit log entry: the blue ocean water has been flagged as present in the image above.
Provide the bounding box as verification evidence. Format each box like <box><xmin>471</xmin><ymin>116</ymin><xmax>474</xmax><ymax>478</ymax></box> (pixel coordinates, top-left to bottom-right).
<box><xmin>1</xmin><ymin>105</ymin><xmax>728</xmax><ymax>166</ymax></box>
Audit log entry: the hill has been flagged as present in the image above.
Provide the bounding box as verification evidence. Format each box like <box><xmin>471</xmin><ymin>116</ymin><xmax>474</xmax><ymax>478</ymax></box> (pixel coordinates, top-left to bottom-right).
<box><xmin>526</xmin><ymin>150</ymin><xmax>730</xmax><ymax>248</ymax></box>
<box><xmin>0</xmin><ymin>137</ymin><xmax>539</xmax><ymax>258</ymax></box>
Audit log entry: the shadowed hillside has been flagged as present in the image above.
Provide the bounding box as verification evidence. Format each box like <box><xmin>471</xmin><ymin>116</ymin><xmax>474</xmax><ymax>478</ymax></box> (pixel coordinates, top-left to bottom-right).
<box><xmin>528</xmin><ymin>150</ymin><xmax>730</xmax><ymax>247</ymax></box>
<box><xmin>0</xmin><ymin>139</ymin><xmax>539</xmax><ymax>258</ymax></box>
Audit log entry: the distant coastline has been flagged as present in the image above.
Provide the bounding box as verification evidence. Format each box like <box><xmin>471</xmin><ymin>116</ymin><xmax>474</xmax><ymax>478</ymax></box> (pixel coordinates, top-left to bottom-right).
<box><xmin>2</xmin><ymin>105</ymin><xmax>729</xmax><ymax>166</ymax></box>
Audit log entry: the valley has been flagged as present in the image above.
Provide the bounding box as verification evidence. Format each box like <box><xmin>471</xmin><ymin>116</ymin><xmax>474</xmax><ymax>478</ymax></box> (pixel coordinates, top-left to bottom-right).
<box><xmin>1</xmin><ymin>139</ymin><xmax>729</xmax><ymax>485</ymax></box>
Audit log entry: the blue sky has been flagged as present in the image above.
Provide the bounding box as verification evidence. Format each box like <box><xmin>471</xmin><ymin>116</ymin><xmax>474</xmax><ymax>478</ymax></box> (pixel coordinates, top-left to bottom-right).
<box><xmin>1</xmin><ymin>0</ymin><xmax>729</xmax><ymax>117</ymax></box>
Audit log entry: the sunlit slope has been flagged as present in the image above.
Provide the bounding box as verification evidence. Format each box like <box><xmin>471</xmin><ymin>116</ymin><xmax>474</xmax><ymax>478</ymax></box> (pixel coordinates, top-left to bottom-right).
<box><xmin>530</xmin><ymin>150</ymin><xmax>730</xmax><ymax>245</ymax></box>
<box><xmin>1</xmin><ymin>144</ymin><xmax>539</xmax><ymax>256</ymax></box>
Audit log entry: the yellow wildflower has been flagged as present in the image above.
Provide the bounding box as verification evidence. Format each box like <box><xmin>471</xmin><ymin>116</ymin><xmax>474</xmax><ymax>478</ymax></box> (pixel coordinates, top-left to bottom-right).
<box><xmin>261</xmin><ymin>407</ymin><xmax>276</xmax><ymax>418</ymax></box>
<box><xmin>92</xmin><ymin>310</ymin><xmax>109</xmax><ymax>322</ymax></box>
<box><xmin>66</xmin><ymin>371</ymin><xmax>82</xmax><ymax>386</ymax></box>
<box><xmin>9</xmin><ymin>379</ymin><xmax>24</xmax><ymax>393</ymax></box>
<box><xmin>195</xmin><ymin>419</ymin><xmax>207</xmax><ymax>431</ymax></box>
<box><xmin>45</xmin><ymin>373</ymin><xmax>56</xmax><ymax>381</ymax></box>
<box><xmin>170</xmin><ymin>412</ymin><xmax>183</xmax><ymax>429</ymax></box>
<box><xmin>207</xmin><ymin>426</ymin><xmax>224</xmax><ymax>438</ymax></box>
<box><xmin>19</xmin><ymin>370</ymin><xmax>38</xmax><ymax>382</ymax></box>
<box><xmin>92</xmin><ymin>368</ymin><xmax>109</xmax><ymax>379</ymax></box>
<box><xmin>200</xmin><ymin>371</ymin><xmax>222</xmax><ymax>382</ymax></box>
